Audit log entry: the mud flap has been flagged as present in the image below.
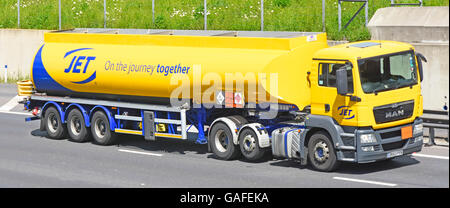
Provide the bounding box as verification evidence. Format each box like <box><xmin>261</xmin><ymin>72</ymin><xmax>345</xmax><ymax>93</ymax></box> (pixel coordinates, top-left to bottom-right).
<box><xmin>144</xmin><ymin>111</ymin><xmax>155</xmax><ymax>141</ymax></box>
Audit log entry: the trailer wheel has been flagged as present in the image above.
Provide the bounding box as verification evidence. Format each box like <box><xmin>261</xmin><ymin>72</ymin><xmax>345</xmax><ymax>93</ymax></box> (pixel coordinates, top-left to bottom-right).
<box><xmin>209</xmin><ymin>122</ymin><xmax>240</xmax><ymax>160</ymax></box>
<box><xmin>239</xmin><ymin>128</ymin><xmax>266</xmax><ymax>161</ymax></box>
<box><xmin>67</xmin><ymin>108</ymin><xmax>90</xmax><ymax>143</ymax></box>
<box><xmin>44</xmin><ymin>106</ymin><xmax>67</xmax><ymax>139</ymax></box>
<box><xmin>307</xmin><ymin>131</ymin><xmax>340</xmax><ymax>172</ymax></box>
<box><xmin>91</xmin><ymin>111</ymin><xmax>117</xmax><ymax>145</ymax></box>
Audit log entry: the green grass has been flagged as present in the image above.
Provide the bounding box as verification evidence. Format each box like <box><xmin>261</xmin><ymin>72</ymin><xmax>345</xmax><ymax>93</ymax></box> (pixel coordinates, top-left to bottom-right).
<box><xmin>0</xmin><ymin>0</ymin><xmax>448</xmax><ymax>41</ymax></box>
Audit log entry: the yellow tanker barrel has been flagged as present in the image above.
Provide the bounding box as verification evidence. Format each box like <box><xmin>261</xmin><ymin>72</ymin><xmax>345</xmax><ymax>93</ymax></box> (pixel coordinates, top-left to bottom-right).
<box><xmin>32</xmin><ymin>29</ymin><xmax>328</xmax><ymax>111</ymax></box>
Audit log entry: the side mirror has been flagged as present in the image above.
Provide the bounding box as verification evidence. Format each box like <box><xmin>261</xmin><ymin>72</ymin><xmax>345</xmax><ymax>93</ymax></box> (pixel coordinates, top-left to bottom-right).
<box><xmin>336</xmin><ymin>68</ymin><xmax>348</xmax><ymax>95</ymax></box>
<box><xmin>416</xmin><ymin>53</ymin><xmax>427</xmax><ymax>82</ymax></box>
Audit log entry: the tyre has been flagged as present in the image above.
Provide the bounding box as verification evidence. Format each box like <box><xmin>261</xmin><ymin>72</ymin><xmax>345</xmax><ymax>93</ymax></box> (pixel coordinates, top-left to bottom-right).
<box><xmin>307</xmin><ymin>131</ymin><xmax>340</xmax><ymax>172</ymax></box>
<box><xmin>209</xmin><ymin>122</ymin><xmax>241</xmax><ymax>160</ymax></box>
<box><xmin>90</xmin><ymin>111</ymin><xmax>117</xmax><ymax>145</ymax></box>
<box><xmin>67</xmin><ymin>108</ymin><xmax>91</xmax><ymax>143</ymax></box>
<box><xmin>44</xmin><ymin>106</ymin><xmax>67</xmax><ymax>139</ymax></box>
<box><xmin>239</xmin><ymin>128</ymin><xmax>266</xmax><ymax>161</ymax></box>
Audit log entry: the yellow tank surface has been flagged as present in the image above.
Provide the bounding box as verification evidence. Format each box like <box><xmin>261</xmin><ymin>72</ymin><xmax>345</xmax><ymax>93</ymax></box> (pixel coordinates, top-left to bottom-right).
<box><xmin>31</xmin><ymin>29</ymin><xmax>328</xmax><ymax>110</ymax></box>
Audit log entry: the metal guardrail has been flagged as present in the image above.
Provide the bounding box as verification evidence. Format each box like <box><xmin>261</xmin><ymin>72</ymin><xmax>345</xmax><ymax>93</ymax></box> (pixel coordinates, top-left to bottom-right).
<box><xmin>12</xmin><ymin>0</ymin><xmax>371</xmax><ymax>32</ymax></box>
<box><xmin>12</xmin><ymin>0</ymin><xmax>428</xmax><ymax>32</ymax></box>
<box><xmin>421</xmin><ymin>110</ymin><xmax>449</xmax><ymax>146</ymax></box>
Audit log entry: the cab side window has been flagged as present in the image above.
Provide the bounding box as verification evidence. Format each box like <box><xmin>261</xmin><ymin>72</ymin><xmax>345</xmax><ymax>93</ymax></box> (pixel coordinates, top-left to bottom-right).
<box><xmin>318</xmin><ymin>63</ymin><xmax>354</xmax><ymax>93</ymax></box>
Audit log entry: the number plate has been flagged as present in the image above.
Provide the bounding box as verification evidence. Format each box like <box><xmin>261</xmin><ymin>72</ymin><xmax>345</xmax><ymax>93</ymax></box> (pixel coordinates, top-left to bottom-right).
<box><xmin>387</xmin><ymin>150</ymin><xmax>403</xmax><ymax>158</ymax></box>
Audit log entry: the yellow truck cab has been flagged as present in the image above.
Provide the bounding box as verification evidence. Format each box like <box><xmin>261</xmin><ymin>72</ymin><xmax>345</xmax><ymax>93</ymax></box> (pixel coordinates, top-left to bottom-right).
<box><xmin>305</xmin><ymin>41</ymin><xmax>425</xmax><ymax>170</ymax></box>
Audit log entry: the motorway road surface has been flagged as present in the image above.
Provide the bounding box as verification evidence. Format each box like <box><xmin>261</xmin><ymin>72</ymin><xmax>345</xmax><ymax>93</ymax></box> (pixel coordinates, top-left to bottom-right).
<box><xmin>0</xmin><ymin>84</ymin><xmax>448</xmax><ymax>188</ymax></box>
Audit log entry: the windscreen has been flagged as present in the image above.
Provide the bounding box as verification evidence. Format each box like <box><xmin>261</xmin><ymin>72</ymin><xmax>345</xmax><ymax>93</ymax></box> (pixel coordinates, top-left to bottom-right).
<box><xmin>358</xmin><ymin>51</ymin><xmax>418</xmax><ymax>94</ymax></box>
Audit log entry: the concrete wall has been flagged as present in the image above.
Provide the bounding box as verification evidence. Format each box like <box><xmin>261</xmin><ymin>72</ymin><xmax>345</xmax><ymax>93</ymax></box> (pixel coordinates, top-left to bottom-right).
<box><xmin>0</xmin><ymin>29</ymin><xmax>51</xmax><ymax>81</ymax></box>
<box><xmin>368</xmin><ymin>6</ymin><xmax>449</xmax><ymax>112</ymax></box>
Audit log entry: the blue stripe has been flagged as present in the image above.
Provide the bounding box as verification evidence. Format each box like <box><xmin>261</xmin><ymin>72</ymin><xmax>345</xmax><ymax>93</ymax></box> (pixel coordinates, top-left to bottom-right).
<box><xmin>64</xmin><ymin>48</ymin><xmax>93</xmax><ymax>58</ymax></box>
<box><xmin>32</xmin><ymin>44</ymin><xmax>72</xmax><ymax>93</ymax></box>
<box><xmin>71</xmin><ymin>71</ymin><xmax>96</xmax><ymax>84</ymax></box>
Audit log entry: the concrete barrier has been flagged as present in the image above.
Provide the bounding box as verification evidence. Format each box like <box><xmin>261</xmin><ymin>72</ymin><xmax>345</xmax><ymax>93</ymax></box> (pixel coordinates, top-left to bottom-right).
<box><xmin>0</xmin><ymin>29</ymin><xmax>51</xmax><ymax>82</ymax></box>
<box><xmin>368</xmin><ymin>6</ymin><xmax>449</xmax><ymax>112</ymax></box>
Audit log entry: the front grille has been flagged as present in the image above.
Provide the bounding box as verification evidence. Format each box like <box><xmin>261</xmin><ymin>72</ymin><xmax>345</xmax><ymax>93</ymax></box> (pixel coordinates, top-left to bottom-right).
<box><xmin>373</xmin><ymin>100</ymin><xmax>414</xmax><ymax>124</ymax></box>
<box><xmin>382</xmin><ymin>140</ymin><xmax>408</xmax><ymax>151</ymax></box>
<box><xmin>380</xmin><ymin>130</ymin><xmax>401</xmax><ymax>140</ymax></box>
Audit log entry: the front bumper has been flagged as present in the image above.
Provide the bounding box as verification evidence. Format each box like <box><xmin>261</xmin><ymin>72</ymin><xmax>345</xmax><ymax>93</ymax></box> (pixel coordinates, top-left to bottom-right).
<box><xmin>337</xmin><ymin>118</ymin><xmax>423</xmax><ymax>163</ymax></box>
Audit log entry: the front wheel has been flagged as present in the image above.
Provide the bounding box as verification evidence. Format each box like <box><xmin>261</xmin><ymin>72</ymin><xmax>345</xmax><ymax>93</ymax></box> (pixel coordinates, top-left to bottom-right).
<box><xmin>307</xmin><ymin>131</ymin><xmax>340</xmax><ymax>172</ymax></box>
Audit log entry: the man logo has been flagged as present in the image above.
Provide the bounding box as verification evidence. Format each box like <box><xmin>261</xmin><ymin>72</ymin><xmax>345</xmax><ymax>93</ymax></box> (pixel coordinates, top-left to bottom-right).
<box><xmin>64</xmin><ymin>48</ymin><xmax>97</xmax><ymax>84</ymax></box>
<box><xmin>338</xmin><ymin>106</ymin><xmax>355</xmax><ymax>120</ymax></box>
<box><xmin>385</xmin><ymin>109</ymin><xmax>405</xmax><ymax>119</ymax></box>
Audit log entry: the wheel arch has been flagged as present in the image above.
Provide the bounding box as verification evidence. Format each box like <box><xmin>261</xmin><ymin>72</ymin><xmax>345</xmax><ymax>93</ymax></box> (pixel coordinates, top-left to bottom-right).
<box><xmin>89</xmin><ymin>105</ymin><xmax>116</xmax><ymax>131</ymax></box>
<box><xmin>42</xmin><ymin>101</ymin><xmax>65</xmax><ymax>124</ymax></box>
<box><xmin>65</xmin><ymin>103</ymin><xmax>91</xmax><ymax>127</ymax></box>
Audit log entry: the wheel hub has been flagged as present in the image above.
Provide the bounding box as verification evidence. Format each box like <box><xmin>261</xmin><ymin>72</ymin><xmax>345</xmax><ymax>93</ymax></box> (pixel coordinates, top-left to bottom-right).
<box><xmin>214</xmin><ymin>129</ymin><xmax>228</xmax><ymax>153</ymax></box>
<box><xmin>314</xmin><ymin>141</ymin><xmax>329</xmax><ymax>163</ymax></box>
<box><xmin>243</xmin><ymin>135</ymin><xmax>256</xmax><ymax>152</ymax></box>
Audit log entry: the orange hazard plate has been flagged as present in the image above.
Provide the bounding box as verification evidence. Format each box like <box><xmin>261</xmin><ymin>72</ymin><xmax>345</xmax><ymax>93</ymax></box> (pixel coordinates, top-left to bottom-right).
<box><xmin>401</xmin><ymin>126</ymin><xmax>413</xmax><ymax>140</ymax></box>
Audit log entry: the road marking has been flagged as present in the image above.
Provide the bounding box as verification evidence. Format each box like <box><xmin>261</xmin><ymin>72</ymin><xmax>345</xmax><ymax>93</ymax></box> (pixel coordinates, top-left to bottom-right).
<box><xmin>0</xmin><ymin>110</ymin><xmax>32</xmax><ymax>116</ymax></box>
<box><xmin>412</xmin><ymin>153</ymin><xmax>449</xmax><ymax>160</ymax></box>
<box><xmin>118</xmin><ymin>148</ymin><xmax>163</xmax><ymax>157</ymax></box>
<box><xmin>0</xmin><ymin>95</ymin><xmax>19</xmax><ymax>111</ymax></box>
<box><xmin>333</xmin><ymin>177</ymin><xmax>397</xmax><ymax>187</ymax></box>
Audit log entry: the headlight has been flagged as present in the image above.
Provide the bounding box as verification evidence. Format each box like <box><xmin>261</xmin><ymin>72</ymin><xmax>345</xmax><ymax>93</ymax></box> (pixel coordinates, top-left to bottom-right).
<box><xmin>360</xmin><ymin>133</ymin><xmax>377</xmax><ymax>144</ymax></box>
<box><xmin>413</xmin><ymin>124</ymin><xmax>423</xmax><ymax>135</ymax></box>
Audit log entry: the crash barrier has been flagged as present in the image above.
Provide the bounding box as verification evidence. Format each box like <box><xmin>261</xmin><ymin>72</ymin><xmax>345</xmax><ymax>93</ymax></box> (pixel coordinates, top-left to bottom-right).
<box><xmin>421</xmin><ymin>110</ymin><xmax>449</xmax><ymax>146</ymax></box>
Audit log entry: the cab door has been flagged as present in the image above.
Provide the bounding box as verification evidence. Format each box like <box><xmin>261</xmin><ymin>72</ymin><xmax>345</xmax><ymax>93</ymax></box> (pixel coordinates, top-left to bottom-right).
<box><xmin>310</xmin><ymin>60</ymin><xmax>357</xmax><ymax>126</ymax></box>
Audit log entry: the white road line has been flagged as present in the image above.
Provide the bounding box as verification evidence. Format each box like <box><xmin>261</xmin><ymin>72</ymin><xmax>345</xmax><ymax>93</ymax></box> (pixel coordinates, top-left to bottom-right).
<box><xmin>333</xmin><ymin>177</ymin><xmax>398</xmax><ymax>187</ymax></box>
<box><xmin>118</xmin><ymin>149</ymin><xmax>163</xmax><ymax>157</ymax></box>
<box><xmin>0</xmin><ymin>110</ymin><xmax>32</xmax><ymax>116</ymax></box>
<box><xmin>412</xmin><ymin>153</ymin><xmax>449</xmax><ymax>160</ymax></box>
<box><xmin>0</xmin><ymin>95</ymin><xmax>19</xmax><ymax>111</ymax></box>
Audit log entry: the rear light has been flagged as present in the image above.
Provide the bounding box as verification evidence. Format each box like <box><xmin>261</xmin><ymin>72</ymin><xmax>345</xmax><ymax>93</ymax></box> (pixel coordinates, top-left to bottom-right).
<box><xmin>32</xmin><ymin>107</ymin><xmax>40</xmax><ymax>116</ymax></box>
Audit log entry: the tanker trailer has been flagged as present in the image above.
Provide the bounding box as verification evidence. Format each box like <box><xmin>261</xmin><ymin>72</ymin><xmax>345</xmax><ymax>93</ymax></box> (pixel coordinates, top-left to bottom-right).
<box><xmin>20</xmin><ymin>29</ymin><xmax>426</xmax><ymax>172</ymax></box>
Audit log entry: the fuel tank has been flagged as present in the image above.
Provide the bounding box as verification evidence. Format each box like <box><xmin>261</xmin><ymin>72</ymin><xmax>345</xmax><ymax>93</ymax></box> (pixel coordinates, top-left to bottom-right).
<box><xmin>31</xmin><ymin>29</ymin><xmax>328</xmax><ymax>110</ymax></box>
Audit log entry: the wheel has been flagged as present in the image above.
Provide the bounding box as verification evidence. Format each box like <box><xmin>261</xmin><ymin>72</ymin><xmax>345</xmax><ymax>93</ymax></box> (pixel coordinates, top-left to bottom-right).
<box><xmin>307</xmin><ymin>131</ymin><xmax>340</xmax><ymax>172</ymax></box>
<box><xmin>90</xmin><ymin>111</ymin><xmax>117</xmax><ymax>145</ymax></box>
<box><xmin>44</xmin><ymin>106</ymin><xmax>67</xmax><ymax>139</ymax></box>
<box><xmin>239</xmin><ymin>128</ymin><xmax>266</xmax><ymax>161</ymax></box>
<box><xmin>67</xmin><ymin>108</ymin><xmax>91</xmax><ymax>143</ymax></box>
<box><xmin>208</xmin><ymin>122</ymin><xmax>241</xmax><ymax>160</ymax></box>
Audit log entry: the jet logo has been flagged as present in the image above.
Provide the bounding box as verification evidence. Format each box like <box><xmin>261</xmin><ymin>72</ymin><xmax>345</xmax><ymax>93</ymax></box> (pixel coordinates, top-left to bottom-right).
<box><xmin>338</xmin><ymin>105</ymin><xmax>355</xmax><ymax>120</ymax></box>
<box><xmin>64</xmin><ymin>48</ymin><xmax>97</xmax><ymax>84</ymax></box>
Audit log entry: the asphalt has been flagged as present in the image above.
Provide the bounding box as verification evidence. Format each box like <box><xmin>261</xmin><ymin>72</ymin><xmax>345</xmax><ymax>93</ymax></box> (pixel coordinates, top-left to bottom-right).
<box><xmin>0</xmin><ymin>84</ymin><xmax>448</xmax><ymax>188</ymax></box>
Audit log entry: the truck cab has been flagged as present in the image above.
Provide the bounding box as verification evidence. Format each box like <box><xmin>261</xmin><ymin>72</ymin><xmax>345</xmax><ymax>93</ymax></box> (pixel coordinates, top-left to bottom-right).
<box><xmin>304</xmin><ymin>41</ymin><xmax>425</xmax><ymax>171</ymax></box>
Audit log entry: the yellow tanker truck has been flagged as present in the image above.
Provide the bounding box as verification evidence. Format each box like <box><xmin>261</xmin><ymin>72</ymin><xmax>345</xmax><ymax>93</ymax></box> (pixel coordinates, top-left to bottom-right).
<box><xmin>20</xmin><ymin>29</ymin><xmax>427</xmax><ymax>171</ymax></box>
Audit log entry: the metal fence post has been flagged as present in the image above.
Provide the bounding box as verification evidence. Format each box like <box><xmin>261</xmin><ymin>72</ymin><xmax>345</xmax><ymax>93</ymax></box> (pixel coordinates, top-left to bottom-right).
<box><xmin>365</xmin><ymin>0</ymin><xmax>368</xmax><ymax>27</ymax></box>
<box><xmin>338</xmin><ymin>0</ymin><xmax>341</xmax><ymax>31</ymax></box>
<box><xmin>17</xmin><ymin>0</ymin><xmax>20</xmax><ymax>28</ymax></box>
<box><xmin>261</xmin><ymin>0</ymin><xmax>264</xmax><ymax>31</ymax></box>
<box><xmin>322</xmin><ymin>0</ymin><xmax>326</xmax><ymax>32</ymax></box>
<box><xmin>104</xmin><ymin>0</ymin><xmax>107</xmax><ymax>28</ymax></box>
<box><xmin>59</xmin><ymin>0</ymin><xmax>62</xmax><ymax>30</ymax></box>
<box><xmin>204</xmin><ymin>0</ymin><xmax>207</xmax><ymax>30</ymax></box>
<box><xmin>152</xmin><ymin>0</ymin><xmax>155</xmax><ymax>26</ymax></box>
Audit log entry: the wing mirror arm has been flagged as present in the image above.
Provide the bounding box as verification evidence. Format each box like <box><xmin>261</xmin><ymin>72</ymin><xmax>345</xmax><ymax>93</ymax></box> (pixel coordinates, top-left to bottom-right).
<box><xmin>336</xmin><ymin>66</ymin><xmax>361</xmax><ymax>102</ymax></box>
